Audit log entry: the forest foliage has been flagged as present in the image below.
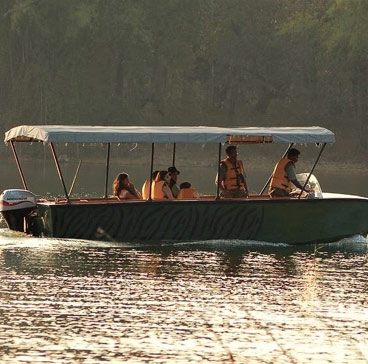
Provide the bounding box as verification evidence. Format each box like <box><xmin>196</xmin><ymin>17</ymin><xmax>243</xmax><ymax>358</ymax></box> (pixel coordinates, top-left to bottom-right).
<box><xmin>1</xmin><ymin>0</ymin><xmax>368</xmax><ymax>157</ymax></box>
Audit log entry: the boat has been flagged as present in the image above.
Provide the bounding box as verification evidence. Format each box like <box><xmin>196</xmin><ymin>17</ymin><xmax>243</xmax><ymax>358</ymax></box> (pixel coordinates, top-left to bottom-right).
<box><xmin>1</xmin><ymin>125</ymin><xmax>367</xmax><ymax>245</ymax></box>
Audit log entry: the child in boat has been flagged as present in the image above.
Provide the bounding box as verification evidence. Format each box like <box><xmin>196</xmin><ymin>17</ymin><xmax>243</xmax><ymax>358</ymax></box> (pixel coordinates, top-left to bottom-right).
<box><xmin>113</xmin><ymin>172</ymin><xmax>142</xmax><ymax>199</ymax></box>
<box><xmin>177</xmin><ymin>181</ymin><xmax>199</xmax><ymax>199</ymax></box>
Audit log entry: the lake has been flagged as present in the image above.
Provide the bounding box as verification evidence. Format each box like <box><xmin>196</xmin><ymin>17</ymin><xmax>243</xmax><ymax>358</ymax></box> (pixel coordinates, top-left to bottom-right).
<box><xmin>0</xmin><ymin>233</ymin><xmax>367</xmax><ymax>363</ymax></box>
<box><xmin>1</xmin><ymin>157</ymin><xmax>368</xmax><ymax>363</ymax></box>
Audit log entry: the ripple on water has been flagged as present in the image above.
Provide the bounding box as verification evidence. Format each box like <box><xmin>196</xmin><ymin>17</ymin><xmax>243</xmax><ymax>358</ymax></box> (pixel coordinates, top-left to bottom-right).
<box><xmin>0</xmin><ymin>232</ymin><xmax>367</xmax><ymax>363</ymax></box>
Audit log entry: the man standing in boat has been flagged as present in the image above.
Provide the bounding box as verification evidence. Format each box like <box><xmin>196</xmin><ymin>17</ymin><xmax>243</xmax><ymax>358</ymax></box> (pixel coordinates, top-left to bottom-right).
<box><xmin>269</xmin><ymin>148</ymin><xmax>309</xmax><ymax>198</ymax></box>
<box><xmin>217</xmin><ymin>145</ymin><xmax>249</xmax><ymax>198</ymax></box>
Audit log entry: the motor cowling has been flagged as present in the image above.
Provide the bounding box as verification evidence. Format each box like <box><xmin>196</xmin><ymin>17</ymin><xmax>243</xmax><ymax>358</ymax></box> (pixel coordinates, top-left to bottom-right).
<box><xmin>0</xmin><ymin>189</ymin><xmax>37</xmax><ymax>232</ymax></box>
<box><xmin>295</xmin><ymin>173</ymin><xmax>323</xmax><ymax>199</ymax></box>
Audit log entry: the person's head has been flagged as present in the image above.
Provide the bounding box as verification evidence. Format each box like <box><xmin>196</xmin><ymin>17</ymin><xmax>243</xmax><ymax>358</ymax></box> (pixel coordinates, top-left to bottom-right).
<box><xmin>287</xmin><ymin>148</ymin><xmax>300</xmax><ymax>163</ymax></box>
<box><xmin>225</xmin><ymin>145</ymin><xmax>238</xmax><ymax>161</ymax></box>
<box><xmin>167</xmin><ymin>166</ymin><xmax>180</xmax><ymax>182</ymax></box>
<box><xmin>113</xmin><ymin>172</ymin><xmax>130</xmax><ymax>195</ymax></box>
<box><xmin>180</xmin><ymin>181</ymin><xmax>191</xmax><ymax>189</ymax></box>
<box><xmin>156</xmin><ymin>170</ymin><xmax>171</xmax><ymax>184</ymax></box>
<box><xmin>151</xmin><ymin>170</ymin><xmax>160</xmax><ymax>180</ymax></box>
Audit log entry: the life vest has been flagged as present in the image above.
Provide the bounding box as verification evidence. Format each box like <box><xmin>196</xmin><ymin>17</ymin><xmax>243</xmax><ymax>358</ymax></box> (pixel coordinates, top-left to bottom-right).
<box><xmin>142</xmin><ymin>179</ymin><xmax>151</xmax><ymax>200</ymax></box>
<box><xmin>269</xmin><ymin>158</ymin><xmax>293</xmax><ymax>192</ymax></box>
<box><xmin>177</xmin><ymin>188</ymin><xmax>197</xmax><ymax>199</ymax></box>
<box><xmin>152</xmin><ymin>180</ymin><xmax>166</xmax><ymax>200</ymax></box>
<box><xmin>222</xmin><ymin>158</ymin><xmax>245</xmax><ymax>190</ymax></box>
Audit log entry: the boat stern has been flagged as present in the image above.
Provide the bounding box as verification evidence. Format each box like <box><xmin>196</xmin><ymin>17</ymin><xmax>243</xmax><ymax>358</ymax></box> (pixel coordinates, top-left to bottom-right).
<box><xmin>0</xmin><ymin>189</ymin><xmax>38</xmax><ymax>234</ymax></box>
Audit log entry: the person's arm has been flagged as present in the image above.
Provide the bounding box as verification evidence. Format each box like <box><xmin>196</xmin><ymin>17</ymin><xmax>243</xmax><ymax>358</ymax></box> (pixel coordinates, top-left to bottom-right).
<box><xmin>285</xmin><ymin>164</ymin><xmax>309</xmax><ymax>192</ymax></box>
<box><xmin>216</xmin><ymin>162</ymin><xmax>227</xmax><ymax>192</ymax></box>
<box><xmin>239</xmin><ymin>161</ymin><xmax>249</xmax><ymax>197</ymax></box>
<box><xmin>243</xmin><ymin>178</ymin><xmax>249</xmax><ymax>197</ymax></box>
<box><xmin>119</xmin><ymin>189</ymin><xmax>136</xmax><ymax>199</ymax></box>
<box><xmin>126</xmin><ymin>183</ymin><xmax>142</xmax><ymax>199</ymax></box>
<box><xmin>162</xmin><ymin>183</ymin><xmax>174</xmax><ymax>200</ymax></box>
<box><xmin>133</xmin><ymin>187</ymin><xmax>142</xmax><ymax>199</ymax></box>
<box><xmin>171</xmin><ymin>183</ymin><xmax>180</xmax><ymax>198</ymax></box>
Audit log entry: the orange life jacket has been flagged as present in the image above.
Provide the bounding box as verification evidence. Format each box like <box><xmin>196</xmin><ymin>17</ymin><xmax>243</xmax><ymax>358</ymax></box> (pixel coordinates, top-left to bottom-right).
<box><xmin>177</xmin><ymin>188</ymin><xmax>198</xmax><ymax>199</ymax></box>
<box><xmin>222</xmin><ymin>158</ymin><xmax>245</xmax><ymax>190</ymax></box>
<box><xmin>269</xmin><ymin>158</ymin><xmax>293</xmax><ymax>192</ymax></box>
<box><xmin>152</xmin><ymin>180</ymin><xmax>166</xmax><ymax>200</ymax></box>
<box><xmin>142</xmin><ymin>179</ymin><xmax>151</xmax><ymax>200</ymax></box>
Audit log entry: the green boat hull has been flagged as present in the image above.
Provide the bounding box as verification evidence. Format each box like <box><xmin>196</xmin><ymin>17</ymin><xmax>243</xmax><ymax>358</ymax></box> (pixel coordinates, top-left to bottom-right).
<box><xmin>35</xmin><ymin>197</ymin><xmax>368</xmax><ymax>244</ymax></box>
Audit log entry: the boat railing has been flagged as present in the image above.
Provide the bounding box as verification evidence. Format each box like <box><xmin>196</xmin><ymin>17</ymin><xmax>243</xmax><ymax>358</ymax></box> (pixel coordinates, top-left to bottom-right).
<box><xmin>38</xmin><ymin>194</ymin><xmax>277</xmax><ymax>205</ymax></box>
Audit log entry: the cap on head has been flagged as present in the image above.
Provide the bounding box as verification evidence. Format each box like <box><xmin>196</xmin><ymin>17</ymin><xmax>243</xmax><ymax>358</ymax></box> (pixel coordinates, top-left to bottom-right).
<box><xmin>168</xmin><ymin>166</ymin><xmax>180</xmax><ymax>175</ymax></box>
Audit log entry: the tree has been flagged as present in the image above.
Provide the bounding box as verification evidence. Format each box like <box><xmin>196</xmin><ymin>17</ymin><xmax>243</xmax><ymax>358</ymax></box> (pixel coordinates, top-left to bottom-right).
<box><xmin>323</xmin><ymin>0</ymin><xmax>368</xmax><ymax>149</ymax></box>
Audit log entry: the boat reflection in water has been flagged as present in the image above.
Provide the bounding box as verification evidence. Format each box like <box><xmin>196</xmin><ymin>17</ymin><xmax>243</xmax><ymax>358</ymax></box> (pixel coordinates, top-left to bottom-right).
<box><xmin>1</xmin><ymin>125</ymin><xmax>368</xmax><ymax>244</ymax></box>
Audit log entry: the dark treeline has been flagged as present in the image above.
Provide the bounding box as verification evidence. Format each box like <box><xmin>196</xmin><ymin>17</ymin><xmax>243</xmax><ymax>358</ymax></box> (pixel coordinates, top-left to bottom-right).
<box><xmin>1</xmin><ymin>0</ymin><xmax>368</xmax><ymax>159</ymax></box>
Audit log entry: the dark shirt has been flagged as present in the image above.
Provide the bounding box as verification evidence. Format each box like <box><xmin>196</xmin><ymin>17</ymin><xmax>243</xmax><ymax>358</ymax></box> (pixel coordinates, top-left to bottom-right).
<box><xmin>169</xmin><ymin>180</ymin><xmax>180</xmax><ymax>198</ymax></box>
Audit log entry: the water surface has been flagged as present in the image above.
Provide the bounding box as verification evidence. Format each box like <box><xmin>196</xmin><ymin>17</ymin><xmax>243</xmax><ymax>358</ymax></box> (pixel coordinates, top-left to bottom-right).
<box><xmin>0</xmin><ymin>231</ymin><xmax>367</xmax><ymax>363</ymax></box>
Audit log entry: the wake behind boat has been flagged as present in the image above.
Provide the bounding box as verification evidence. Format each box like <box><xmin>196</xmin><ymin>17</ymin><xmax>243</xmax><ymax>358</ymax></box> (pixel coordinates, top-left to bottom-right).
<box><xmin>1</xmin><ymin>125</ymin><xmax>367</xmax><ymax>244</ymax></box>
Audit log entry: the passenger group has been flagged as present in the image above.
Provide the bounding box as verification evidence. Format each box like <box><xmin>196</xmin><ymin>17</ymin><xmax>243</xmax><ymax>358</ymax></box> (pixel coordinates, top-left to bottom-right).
<box><xmin>113</xmin><ymin>145</ymin><xmax>309</xmax><ymax>200</ymax></box>
<box><xmin>113</xmin><ymin>166</ymin><xmax>198</xmax><ymax>201</ymax></box>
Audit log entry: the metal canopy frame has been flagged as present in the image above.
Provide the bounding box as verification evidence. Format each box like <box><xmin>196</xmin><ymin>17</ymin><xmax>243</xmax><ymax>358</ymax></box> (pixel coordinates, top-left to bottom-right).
<box><xmin>297</xmin><ymin>143</ymin><xmax>327</xmax><ymax>199</ymax></box>
<box><xmin>7</xmin><ymin>130</ymin><xmax>330</xmax><ymax>201</ymax></box>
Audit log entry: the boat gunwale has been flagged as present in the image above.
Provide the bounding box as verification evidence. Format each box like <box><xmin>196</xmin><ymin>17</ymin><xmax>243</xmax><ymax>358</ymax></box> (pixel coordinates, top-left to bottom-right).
<box><xmin>36</xmin><ymin>194</ymin><xmax>368</xmax><ymax>207</ymax></box>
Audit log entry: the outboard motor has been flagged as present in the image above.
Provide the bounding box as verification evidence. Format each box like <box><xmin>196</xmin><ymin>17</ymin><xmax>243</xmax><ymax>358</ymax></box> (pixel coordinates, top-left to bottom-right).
<box><xmin>0</xmin><ymin>189</ymin><xmax>37</xmax><ymax>233</ymax></box>
<box><xmin>295</xmin><ymin>173</ymin><xmax>323</xmax><ymax>199</ymax></box>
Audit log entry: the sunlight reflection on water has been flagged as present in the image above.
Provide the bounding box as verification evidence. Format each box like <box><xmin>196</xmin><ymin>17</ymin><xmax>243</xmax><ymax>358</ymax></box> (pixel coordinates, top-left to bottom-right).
<box><xmin>0</xmin><ymin>230</ymin><xmax>367</xmax><ymax>363</ymax></box>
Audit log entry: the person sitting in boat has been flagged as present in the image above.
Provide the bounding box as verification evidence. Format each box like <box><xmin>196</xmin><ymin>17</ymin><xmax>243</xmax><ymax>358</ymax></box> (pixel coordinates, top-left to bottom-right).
<box><xmin>152</xmin><ymin>170</ymin><xmax>174</xmax><ymax>200</ymax></box>
<box><xmin>167</xmin><ymin>166</ymin><xmax>180</xmax><ymax>198</ymax></box>
<box><xmin>113</xmin><ymin>172</ymin><xmax>142</xmax><ymax>200</ymax></box>
<box><xmin>216</xmin><ymin>145</ymin><xmax>249</xmax><ymax>198</ymax></box>
<box><xmin>141</xmin><ymin>170</ymin><xmax>159</xmax><ymax>200</ymax></box>
<box><xmin>177</xmin><ymin>181</ymin><xmax>199</xmax><ymax>199</ymax></box>
<box><xmin>268</xmin><ymin>148</ymin><xmax>310</xmax><ymax>198</ymax></box>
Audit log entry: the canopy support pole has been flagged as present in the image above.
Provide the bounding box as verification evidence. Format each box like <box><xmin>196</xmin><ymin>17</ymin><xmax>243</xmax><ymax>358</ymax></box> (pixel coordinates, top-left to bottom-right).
<box><xmin>148</xmin><ymin>143</ymin><xmax>155</xmax><ymax>201</ymax></box>
<box><xmin>298</xmin><ymin>143</ymin><xmax>327</xmax><ymax>199</ymax></box>
<box><xmin>68</xmin><ymin>159</ymin><xmax>82</xmax><ymax>196</ymax></box>
<box><xmin>172</xmin><ymin>143</ymin><xmax>176</xmax><ymax>166</ymax></box>
<box><xmin>216</xmin><ymin>143</ymin><xmax>222</xmax><ymax>200</ymax></box>
<box><xmin>104</xmin><ymin>143</ymin><xmax>111</xmax><ymax>198</ymax></box>
<box><xmin>10</xmin><ymin>141</ymin><xmax>28</xmax><ymax>190</ymax></box>
<box><xmin>49</xmin><ymin>142</ymin><xmax>70</xmax><ymax>203</ymax></box>
<box><xmin>259</xmin><ymin>143</ymin><xmax>294</xmax><ymax>195</ymax></box>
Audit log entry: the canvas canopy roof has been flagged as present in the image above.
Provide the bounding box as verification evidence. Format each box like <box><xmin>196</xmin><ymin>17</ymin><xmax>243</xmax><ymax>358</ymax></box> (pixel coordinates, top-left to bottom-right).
<box><xmin>4</xmin><ymin>125</ymin><xmax>335</xmax><ymax>144</ymax></box>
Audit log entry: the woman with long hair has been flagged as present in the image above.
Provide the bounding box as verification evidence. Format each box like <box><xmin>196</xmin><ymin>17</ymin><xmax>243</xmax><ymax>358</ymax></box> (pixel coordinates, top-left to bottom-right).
<box><xmin>112</xmin><ymin>172</ymin><xmax>142</xmax><ymax>200</ymax></box>
<box><xmin>152</xmin><ymin>170</ymin><xmax>174</xmax><ymax>200</ymax></box>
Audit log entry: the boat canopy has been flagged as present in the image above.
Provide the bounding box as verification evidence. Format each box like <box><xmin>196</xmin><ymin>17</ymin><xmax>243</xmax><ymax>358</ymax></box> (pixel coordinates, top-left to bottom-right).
<box><xmin>4</xmin><ymin>125</ymin><xmax>335</xmax><ymax>144</ymax></box>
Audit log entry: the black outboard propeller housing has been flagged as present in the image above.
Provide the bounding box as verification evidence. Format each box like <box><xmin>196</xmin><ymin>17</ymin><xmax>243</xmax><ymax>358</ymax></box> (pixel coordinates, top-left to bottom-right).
<box><xmin>0</xmin><ymin>189</ymin><xmax>37</xmax><ymax>233</ymax></box>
